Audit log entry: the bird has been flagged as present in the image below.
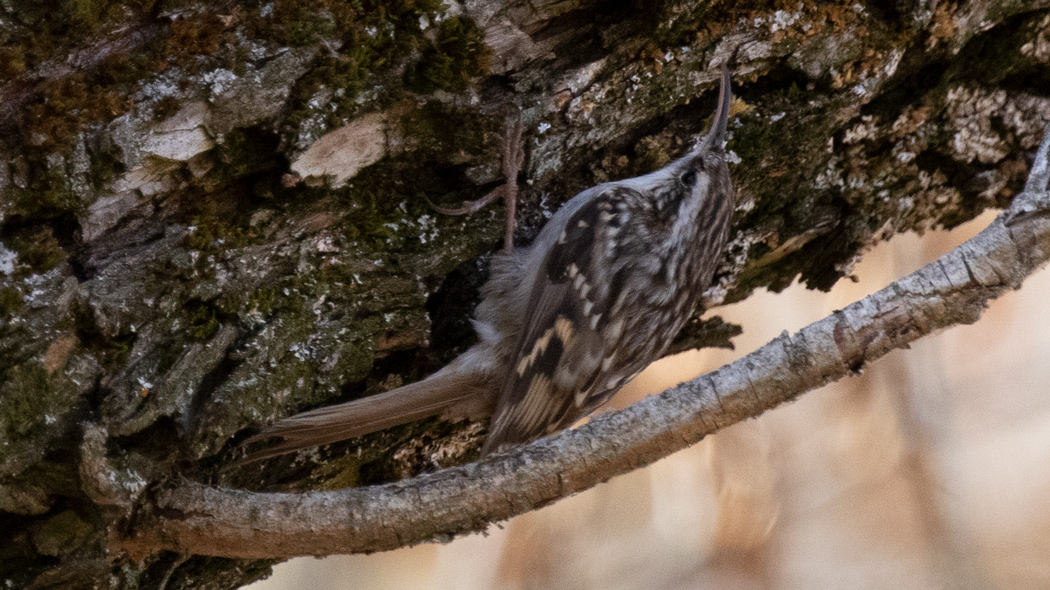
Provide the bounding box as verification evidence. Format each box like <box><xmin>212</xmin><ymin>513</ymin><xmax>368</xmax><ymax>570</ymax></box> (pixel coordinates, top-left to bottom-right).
<box><xmin>240</xmin><ymin>65</ymin><xmax>735</xmax><ymax>463</ymax></box>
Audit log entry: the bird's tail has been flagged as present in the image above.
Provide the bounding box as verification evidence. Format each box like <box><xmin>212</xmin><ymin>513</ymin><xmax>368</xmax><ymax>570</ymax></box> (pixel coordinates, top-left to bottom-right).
<box><xmin>237</xmin><ymin>362</ymin><xmax>493</xmax><ymax>465</ymax></box>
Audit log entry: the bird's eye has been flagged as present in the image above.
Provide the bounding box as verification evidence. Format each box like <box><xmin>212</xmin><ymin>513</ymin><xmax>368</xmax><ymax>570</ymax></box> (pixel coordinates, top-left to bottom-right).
<box><xmin>680</xmin><ymin>170</ymin><xmax>698</xmax><ymax>187</ymax></box>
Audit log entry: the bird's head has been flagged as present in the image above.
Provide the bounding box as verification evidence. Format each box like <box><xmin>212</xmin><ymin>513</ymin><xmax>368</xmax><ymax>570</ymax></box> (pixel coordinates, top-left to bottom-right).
<box><xmin>621</xmin><ymin>65</ymin><xmax>734</xmax><ymax>234</ymax></box>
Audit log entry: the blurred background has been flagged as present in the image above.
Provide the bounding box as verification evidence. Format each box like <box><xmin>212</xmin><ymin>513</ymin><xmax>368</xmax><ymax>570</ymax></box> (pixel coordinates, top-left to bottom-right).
<box><xmin>249</xmin><ymin>209</ymin><xmax>1050</xmax><ymax>590</ymax></box>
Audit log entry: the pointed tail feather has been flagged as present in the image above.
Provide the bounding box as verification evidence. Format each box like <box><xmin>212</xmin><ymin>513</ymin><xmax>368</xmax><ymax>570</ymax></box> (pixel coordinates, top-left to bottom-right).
<box><xmin>238</xmin><ymin>369</ymin><xmax>492</xmax><ymax>465</ymax></box>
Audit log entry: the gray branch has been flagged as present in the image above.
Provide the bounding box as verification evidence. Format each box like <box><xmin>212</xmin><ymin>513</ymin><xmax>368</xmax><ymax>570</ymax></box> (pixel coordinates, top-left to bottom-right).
<box><xmin>113</xmin><ymin>128</ymin><xmax>1050</xmax><ymax>560</ymax></box>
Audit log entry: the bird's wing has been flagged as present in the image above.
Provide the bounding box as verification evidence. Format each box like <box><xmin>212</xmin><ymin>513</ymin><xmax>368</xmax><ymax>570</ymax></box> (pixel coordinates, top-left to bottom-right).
<box><xmin>482</xmin><ymin>186</ymin><xmax>639</xmax><ymax>454</ymax></box>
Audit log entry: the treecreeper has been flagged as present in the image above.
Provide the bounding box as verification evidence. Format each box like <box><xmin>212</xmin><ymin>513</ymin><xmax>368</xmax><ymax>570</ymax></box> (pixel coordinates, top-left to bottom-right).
<box><xmin>242</xmin><ymin>65</ymin><xmax>736</xmax><ymax>463</ymax></box>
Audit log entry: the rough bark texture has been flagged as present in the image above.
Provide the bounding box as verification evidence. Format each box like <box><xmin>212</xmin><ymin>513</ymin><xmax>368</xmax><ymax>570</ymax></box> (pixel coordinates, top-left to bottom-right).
<box><xmin>3</xmin><ymin>0</ymin><xmax>1050</xmax><ymax>588</ymax></box>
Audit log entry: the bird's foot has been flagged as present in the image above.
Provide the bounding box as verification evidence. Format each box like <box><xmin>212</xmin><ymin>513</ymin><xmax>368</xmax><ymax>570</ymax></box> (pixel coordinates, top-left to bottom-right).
<box><xmin>427</xmin><ymin>113</ymin><xmax>524</xmax><ymax>251</ymax></box>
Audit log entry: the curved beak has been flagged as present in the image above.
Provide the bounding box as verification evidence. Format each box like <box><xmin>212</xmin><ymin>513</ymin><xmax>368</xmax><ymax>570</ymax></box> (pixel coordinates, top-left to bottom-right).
<box><xmin>698</xmin><ymin>65</ymin><xmax>732</xmax><ymax>153</ymax></box>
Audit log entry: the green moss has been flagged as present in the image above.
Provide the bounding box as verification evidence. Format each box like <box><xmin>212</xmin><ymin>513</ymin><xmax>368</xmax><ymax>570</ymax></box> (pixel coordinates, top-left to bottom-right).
<box><xmin>253</xmin><ymin>0</ymin><xmax>357</xmax><ymax>47</ymax></box>
<box><xmin>183</xmin><ymin>299</ymin><xmax>223</xmax><ymax>342</ymax></box>
<box><xmin>284</xmin><ymin>2</ymin><xmax>488</xmax><ymax>132</ymax></box>
<box><xmin>335</xmin><ymin>165</ymin><xmax>413</xmax><ymax>247</ymax></box>
<box><xmin>0</xmin><ymin>46</ymin><xmax>27</xmax><ymax>79</ymax></box>
<box><xmin>633</xmin><ymin>148</ymin><xmax>673</xmax><ymax>175</ymax></box>
<box><xmin>163</xmin><ymin>12</ymin><xmax>226</xmax><ymax>66</ymax></box>
<box><xmin>283</xmin><ymin>41</ymin><xmax>390</xmax><ymax>128</ymax></box>
<box><xmin>0</xmin><ymin>287</ymin><xmax>23</xmax><ymax>318</ymax></box>
<box><xmin>180</xmin><ymin>134</ymin><xmax>277</xmax><ymax>251</ymax></box>
<box><xmin>20</xmin><ymin>75</ymin><xmax>128</xmax><ymax>152</ymax></box>
<box><xmin>214</xmin><ymin>284</ymin><xmax>279</xmax><ymax>322</ymax></box>
<box><xmin>5</xmin><ymin>229</ymin><xmax>65</xmax><ymax>273</ymax></box>
<box><xmin>287</xmin><ymin>48</ymin><xmax>374</xmax><ymax>127</ymax></box>
<box><xmin>647</xmin><ymin>2</ymin><xmax>713</xmax><ymax>48</ymax></box>
<box><xmin>244</xmin><ymin>287</ymin><xmax>281</xmax><ymax>319</ymax></box>
<box><xmin>328</xmin><ymin>103</ymin><xmax>500</xmax><ymax>251</ymax></box>
<box><xmin>943</xmin><ymin>9</ymin><xmax>1032</xmax><ymax>86</ymax></box>
<box><xmin>0</xmin><ymin>363</ymin><xmax>66</xmax><ymax>440</ymax></box>
<box><xmin>87</xmin><ymin>141</ymin><xmax>126</xmax><ymax>192</ymax></box>
<box><xmin>182</xmin><ymin>214</ymin><xmax>253</xmax><ymax>252</ymax></box>
<box><xmin>221</xmin><ymin>305</ymin><xmax>382</xmax><ymax>427</ymax></box>
<box><xmin>731</xmin><ymin>98</ymin><xmax>837</xmax><ymax>216</ymax></box>
<box><xmin>0</xmin><ymin>0</ymin><xmax>164</xmax><ymax>118</ymax></box>
<box><xmin>332</xmin><ymin>155</ymin><xmax>494</xmax><ymax>252</ymax></box>
<box><xmin>72</xmin><ymin>301</ymin><xmax>136</xmax><ymax>368</ymax></box>
<box><xmin>173</xmin><ymin>129</ymin><xmax>284</xmax><ymax>236</ymax></box>
<box><xmin>36</xmin><ymin>163</ymin><xmax>81</xmax><ymax>216</ymax></box>
<box><xmin>103</xmin><ymin>334</ymin><xmax>136</xmax><ymax>367</ymax></box>
<box><xmin>65</xmin><ymin>0</ymin><xmax>109</xmax><ymax>28</ymax></box>
<box><xmin>3</xmin><ymin>2</ymin><xmax>251</xmax><ymax>155</ymax></box>
<box><xmin>403</xmin><ymin>16</ymin><xmax>490</xmax><ymax>94</ymax></box>
<box><xmin>32</xmin><ymin>510</ymin><xmax>94</xmax><ymax>557</ymax></box>
<box><xmin>400</xmin><ymin>101</ymin><xmax>490</xmax><ymax>158</ymax></box>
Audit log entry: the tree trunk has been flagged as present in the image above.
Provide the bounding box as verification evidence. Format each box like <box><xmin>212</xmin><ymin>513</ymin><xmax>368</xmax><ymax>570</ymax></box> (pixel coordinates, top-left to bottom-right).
<box><xmin>2</xmin><ymin>0</ymin><xmax>1049</xmax><ymax>588</ymax></box>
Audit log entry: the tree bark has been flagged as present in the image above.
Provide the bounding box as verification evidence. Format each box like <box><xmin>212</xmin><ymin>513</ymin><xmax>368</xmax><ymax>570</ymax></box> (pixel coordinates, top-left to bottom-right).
<box><xmin>3</xmin><ymin>1</ymin><xmax>1050</xmax><ymax>588</ymax></box>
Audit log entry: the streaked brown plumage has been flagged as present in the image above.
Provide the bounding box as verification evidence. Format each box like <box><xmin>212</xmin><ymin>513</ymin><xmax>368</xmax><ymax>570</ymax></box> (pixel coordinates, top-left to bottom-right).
<box><xmin>241</xmin><ymin>66</ymin><xmax>735</xmax><ymax>463</ymax></box>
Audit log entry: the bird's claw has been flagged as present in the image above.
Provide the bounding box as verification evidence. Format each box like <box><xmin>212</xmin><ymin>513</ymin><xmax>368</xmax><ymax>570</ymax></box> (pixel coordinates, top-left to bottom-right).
<box><xmin>427</xmin><ymin>112</ymin><xmax>525</xmax><ymax>251</ymax></box>
<box><xmin>425</xmin><ymin>187</ymin><xmax>504</xmax><ymax>216</ymax></box>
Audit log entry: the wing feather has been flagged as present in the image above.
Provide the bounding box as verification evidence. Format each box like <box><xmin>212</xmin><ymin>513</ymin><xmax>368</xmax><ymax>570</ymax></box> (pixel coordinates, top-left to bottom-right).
<box><xmin>482</xmin><ymin>187</ymin><xmax>640</xmax><ymax>453</ymax></box>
